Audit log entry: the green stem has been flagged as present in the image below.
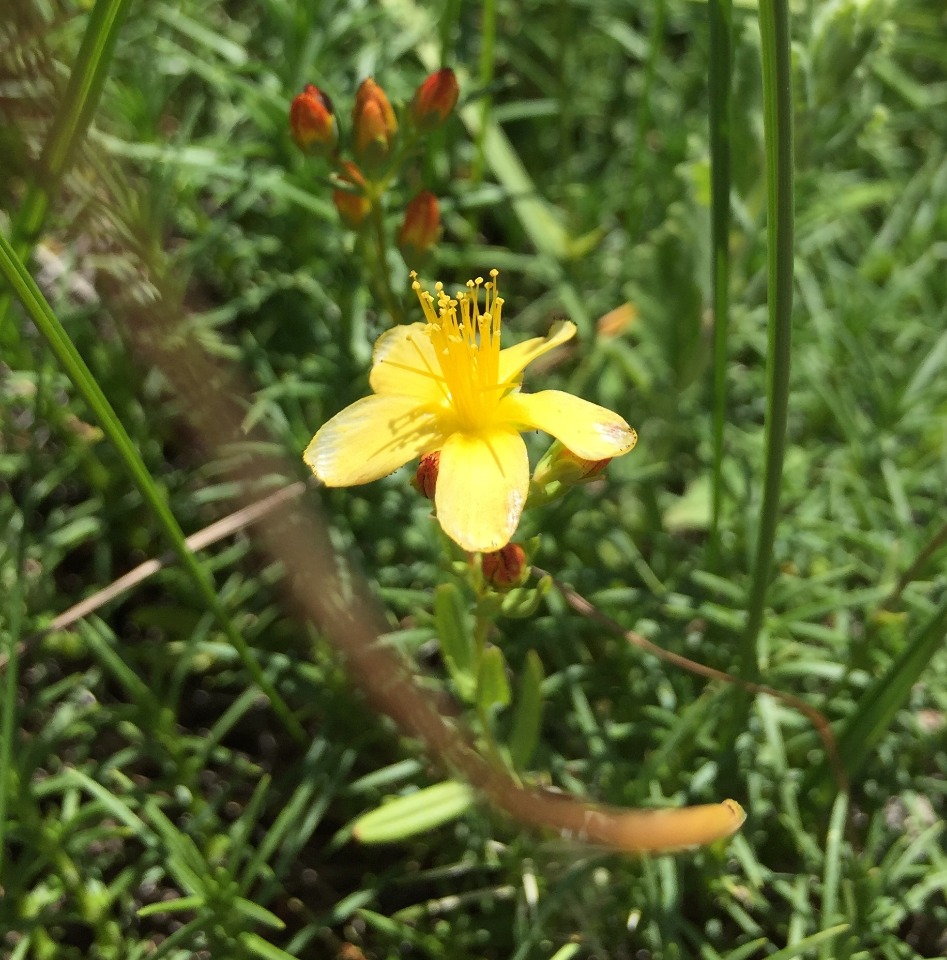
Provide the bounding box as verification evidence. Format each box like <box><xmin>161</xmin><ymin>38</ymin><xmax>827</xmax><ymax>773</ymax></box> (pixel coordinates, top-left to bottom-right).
<box><xmin>369</xmin><ymin>200</ymin><xmax>403</xmax><ymax>323</ymax></box>
<box><xmin>627</xmin><ymin>0</ymin><xmax>667</xmax><ymax>238</ymax></box>
<box><xmin>0</xmin><ymin>230</ymin><xmax>306</xmax><ymax>744</ymax></box>
<box><xmin>885</xmin><ymin>516</ymin><xmax>947</xmax><ymax>607</ymax></box>
<box><xmin>0</xmin><ymin>361</ymin><xmax>44</xmax><ymax>879</ymax></box>
<box><xmin>741</xmin><ymin>0</ymin><xmax>794</xmax><ymax>681</ymax></box>
<box><xmin>472</xmin><ymin>0</ymin><xmax>497</xmax><ymax>186</ymax></box>
<box><xmin>708</xmin><ymin>0</ymin><xmax>733</xmax><ymax>561</ymax></box>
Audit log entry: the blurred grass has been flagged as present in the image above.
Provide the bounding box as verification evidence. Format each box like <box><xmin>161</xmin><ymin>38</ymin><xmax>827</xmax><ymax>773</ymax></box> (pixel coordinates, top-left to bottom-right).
<box><xmin>0</xmin><ymin>0</ymin><xmax>132</xmax><ymax>353</ymax></box>
<box><xmin>2</xmin><ymin>0</ymin><xmax>947</xmax><ymax>957</ymax></box>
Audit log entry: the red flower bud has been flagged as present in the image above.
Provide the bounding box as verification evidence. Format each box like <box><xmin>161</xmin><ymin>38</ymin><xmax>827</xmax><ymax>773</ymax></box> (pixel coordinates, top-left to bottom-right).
<box><xmin>410</xmin><ymin>68</ymin><xmax>459</xmax><ymax>133</ymax></box>
<box><xmin>398</xmin><ymin>191</ymin><xmax>441</xmax><ymax>266</ymax></box>
<box><xmin>289</xmin><ymin>84</ymin><xmax>337</xmax><ymax>155</ymax></box>
<box><xmin>352</xmin><ymin>78</ymin><xmax>398</xmax><ymax>169</ymax></box>
<box><xmin>412</xmin><ymin>450</ymin><xmax>440</xmax><ymax>499</ymax></box>
<box><xmin>333</xmin><ymin>161</ymin><xmax>370</xmax><ymax>229</ymax></box>
<box><xmin>481</xmin><ymin>543</ymin><xmax>528</xmax><ymax>590</ymax></box>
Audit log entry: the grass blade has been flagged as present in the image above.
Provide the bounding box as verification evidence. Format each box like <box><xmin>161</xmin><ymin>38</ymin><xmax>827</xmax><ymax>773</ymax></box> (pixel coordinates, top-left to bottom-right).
<box><xmin>0</xmin><ymin>0</ymin><xmax>133</xmax><ymax>346</ymax></box>
<box><xmin>742</xmin><ymin>0</ymin><xmax>795</xmax><ymax>680</ymax></box>
<box><xmin>708</xmin><ymin>0</ymin><xmax>733</xmax><ymax>553</ymax></box>
<box><xmin>472</xmin><ymin>0</ymin><xmax>498</xmax><ymax>185</ymax></box>
<box><xmin>833</xmin><ymin>597</ymin><xmax>947</xmax><ymax>783</ymax></box>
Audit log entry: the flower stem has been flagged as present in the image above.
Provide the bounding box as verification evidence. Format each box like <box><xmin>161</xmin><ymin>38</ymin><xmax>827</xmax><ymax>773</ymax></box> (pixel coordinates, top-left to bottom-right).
<box><xmin>368</xmin><ymin>200</ymin><xmax>402</xmax><ymax>323</ymax></box>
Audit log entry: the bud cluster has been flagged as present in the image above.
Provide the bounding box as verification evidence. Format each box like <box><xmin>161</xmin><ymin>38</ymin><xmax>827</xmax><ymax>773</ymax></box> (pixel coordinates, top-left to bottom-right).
<box><xmin>288</xmin><ymin>69</ymin><xmax>459</xmax><ymax>265</ymax></box>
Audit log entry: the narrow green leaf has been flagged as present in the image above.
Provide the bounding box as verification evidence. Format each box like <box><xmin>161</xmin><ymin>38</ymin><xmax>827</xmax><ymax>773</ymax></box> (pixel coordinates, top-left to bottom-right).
<box><xmin>762</xmin><ymin>925</ymin><xmax>849</xmax><ymax>960</ymax></box>
<box><xmin>61</xmin><ymin>768</ymin><xmax>152</xmax><ymax>841</ymax></box>
<box><xmin>499</xmin><ymin>576</ymin><xmax>552</xmax><ymax>619</ymax></box>
<box><xmin>834</xmin><ymin>597</ymin><xmax>947</xmax><ymax>782</ymax></box>
<box><xmin>708</xmin><ymin>0</ymin><xmax>734</xmax><ymax>551</ymax></box>
<box><xmin>819</xmin><ymin>791</ymin><xmax>849</xmax><ymax>958</ymax></box>
<box><xmin>722</xmin><ymin>939</ymin><xmax>771</xmax><ymax>960</ymax></box>
<box><xmin>239</xmin><ymin>931</ymin><xmax>299</xmax><ymax>960</ymax></box>
<box><xmin>508</xmin><ymin>650</ymin><xmax>545</xmax><ymax>771</ymax></box>
<box><xmin>434</xmin><ymin>582</ymin><xmax>475</xmax><ymax>698</ymax></box>
<box><xmin>142</xmin><ymin>801</ymin><xmax>210</xmax><ymax>896</ymax></box>
<box><xmin>352</xmin><ymin>781</ymin><xmax>475</xmax><ymax>844</ymax></box>
<box><xmin>742</xmin><ymin>0</ymin><xmax>795</xmax><ymax>680</ymax></box>
<box><xmin>549</xmin><ymin>946</ymin><xmax>582</xmax><ymax>960</ymax></box>
<box><xmin>234</xmin><ymin>897</ymin><xmax>286</xmax><ymax>931</ymax></box>
<box><xmin>228</xmin><ymin>774</ymin><xmax>272</xmax><ymax>875</ymax></box>
<box><xmin>477</xmin><ymin>645</ymin><xmax>511</xmax><ymax>712</ymax></box>
<box><xmin>137</xmin><ymin>896</ymin><xmax>204</xmax><ymax>918</ymax></box>
<box><xmin>78</xmin><ymin>619</ymin><xmax>162</xmax><ymax>713</ymax></box>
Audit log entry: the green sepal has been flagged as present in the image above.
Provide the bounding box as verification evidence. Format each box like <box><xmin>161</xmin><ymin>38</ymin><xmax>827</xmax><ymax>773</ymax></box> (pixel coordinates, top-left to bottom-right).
<box><xmin>500</xmin><ymin>575</ymin><xmax>552</xmax><ymax>619</ymax></box>
<box><xmin>240</xmin><ymin>931</ymin><xmax>306</xmax><ymax>960</ymax></box>
<box><xmin>352</xmin><ymin>781</ymin><xmax>475</xmax><ymax>844</ymax></box>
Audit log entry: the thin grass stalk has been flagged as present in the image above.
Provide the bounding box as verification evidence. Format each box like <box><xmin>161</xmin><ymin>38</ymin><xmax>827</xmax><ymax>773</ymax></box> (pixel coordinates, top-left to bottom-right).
<box><xmin>472</xmin><ymin>0</ymin><xmax>497</xmax><ymax>185</ymax></box>
<box><xmin>708</xmin><ymin>0</ymin><xmax>733</xmax><ymax>559</ymax></box>
<box><xmin>885</xmin><ymin>515</ymin><xmax>947</xmax><ymax>606</ymax></box>
<box><xmin>628</xmin><ymin>0</ymin><xmax>667</xmax><ymax>238</ymax></box>
<box><xmin>0</xmin><ymin>364</ymin><xmax>45</xmax><ymax>878</ymax></box>
<box><xmin>438</xmin><ymin>0</ymin><xmax>461</xmax><ymax>64</ymax></box>
<box><xmin>741</xmin><ymin>0</ymin><xmax>794</xmax><ymax>681</ymax></box>
<box><xmin>0</xmin><ymin>539</ymin><xmax>21</xmax><ymax>879</ymax></box>
<box><xmin>0</xmin><ymin>0</ymin><xmax>133</xmax><ymax>345</ymax></box>
<box><xmin>0</xmin><ymin>231</ymin><xmax>305</xmax><ymax>744</ymax></box>
<box><xmin>818</xmin><ymin>789</ymin><xmax>849</xmax><ymax>959</ymax></box>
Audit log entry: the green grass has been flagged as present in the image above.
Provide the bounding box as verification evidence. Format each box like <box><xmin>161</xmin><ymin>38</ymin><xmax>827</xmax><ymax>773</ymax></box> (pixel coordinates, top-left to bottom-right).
<box><xmin>2</xmin><ymin>0</ymin><xmax>947</xmax><ymax>957</ymax></box>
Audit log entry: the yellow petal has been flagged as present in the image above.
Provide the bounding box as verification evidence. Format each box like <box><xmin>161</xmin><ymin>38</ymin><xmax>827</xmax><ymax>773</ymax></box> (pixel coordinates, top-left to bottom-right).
<box><xmin>369</xmin><ymin>323</ymin><xmax>446</xmax><ymax>404</ymax></box>
<box><xmin>304</xmin><ymin>394</ymin><xmax>447</xmax><ymax>486</ymax></box>
<box><xmin>435</xmin><ymin>429</ymin><xmax>529</xmax><ymax>551</ymax></box>
<box><xmin>497</xmin><ymin>319</ymin><xmax>576</xmax><ymax>384</ymax></box>
<box><xmin>499</xmin><ymin>390</ymin><xmax>637</xmax><ymax>460</ymax></box>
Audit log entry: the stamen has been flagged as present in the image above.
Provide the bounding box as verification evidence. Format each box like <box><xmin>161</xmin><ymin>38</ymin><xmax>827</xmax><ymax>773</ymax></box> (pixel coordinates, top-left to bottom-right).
<box><xmin>408</xmin><ymin>269</ymin><xmax>506</xmax><ymax>429</ymax></box>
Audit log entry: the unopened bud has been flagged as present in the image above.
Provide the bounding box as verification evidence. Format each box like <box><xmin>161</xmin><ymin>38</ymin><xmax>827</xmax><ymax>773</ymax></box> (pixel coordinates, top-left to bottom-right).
<box><xmin>561</xmin><ymin>451</ymin><xmax>612</xmax><ymax>478</ymax></box>
<box><xmin>412</xmin><ymin>450</ymin><xmax>440</xmax><ymax>499</ymax></box>
<box><xmin>532</xmin><ymin>439</ymin><xmax>615</xmax><ymax>488</ymax></box>
<box><xmin>352</xmin><ymin>78</ymin><xmax>398</xmax><ymax>169</ymax></box>
<box><xmin>333</xmin><ymin>162</ymin><xmax>370</xmax><ymax>229</ymax></box>
<box><xmin>398</xmin><ymin>191</ymin><xmax>440</xmax><ymax>266</ymax></box>
<box><xmin>289</xmin><ymin>84</ymin><xmax>337</xmax><ymax>155</ymax></box>
<box><xmin>528</xmin><ymin>440</ymin><xmax>622</xmax><ymax>508</ymax></box>
<box><xmin>410</xmin><ymin>68</ymin><xmax>459</xmax><ymax>133</ymax></box>
<box><xmin>481</xmin><ymin>543</ymin><xmax>528</xmax><ymax>591</ymax></box>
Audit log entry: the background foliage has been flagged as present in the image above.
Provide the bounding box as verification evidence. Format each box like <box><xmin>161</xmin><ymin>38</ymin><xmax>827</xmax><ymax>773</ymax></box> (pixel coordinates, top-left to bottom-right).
<box><xmin>2</xmin><ymin>0</ymin><xmax>946</xmax><ymax>958</ymax></box>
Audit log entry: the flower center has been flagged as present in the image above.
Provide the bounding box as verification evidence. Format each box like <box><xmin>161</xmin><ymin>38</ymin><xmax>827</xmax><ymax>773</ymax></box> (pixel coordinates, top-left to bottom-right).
<box><xmin>411</xmin><ymin>269</ymin><xmax>507</xmax><ymax>431</ymax></box>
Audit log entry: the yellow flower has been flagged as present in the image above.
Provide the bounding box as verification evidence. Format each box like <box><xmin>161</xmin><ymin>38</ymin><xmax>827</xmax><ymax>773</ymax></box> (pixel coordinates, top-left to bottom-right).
<box><xmin>304</xmin><ymin>271</ymin><xmax>637</xmax><ymax>551</ymax></box>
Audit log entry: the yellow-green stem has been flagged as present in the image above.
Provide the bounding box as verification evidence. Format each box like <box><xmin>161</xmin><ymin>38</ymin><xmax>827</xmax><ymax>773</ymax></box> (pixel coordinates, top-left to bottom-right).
<box><xmin>369</xmin><ymin>201</ymin><xmax>403</xmax><ymax>323</ymax></box>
